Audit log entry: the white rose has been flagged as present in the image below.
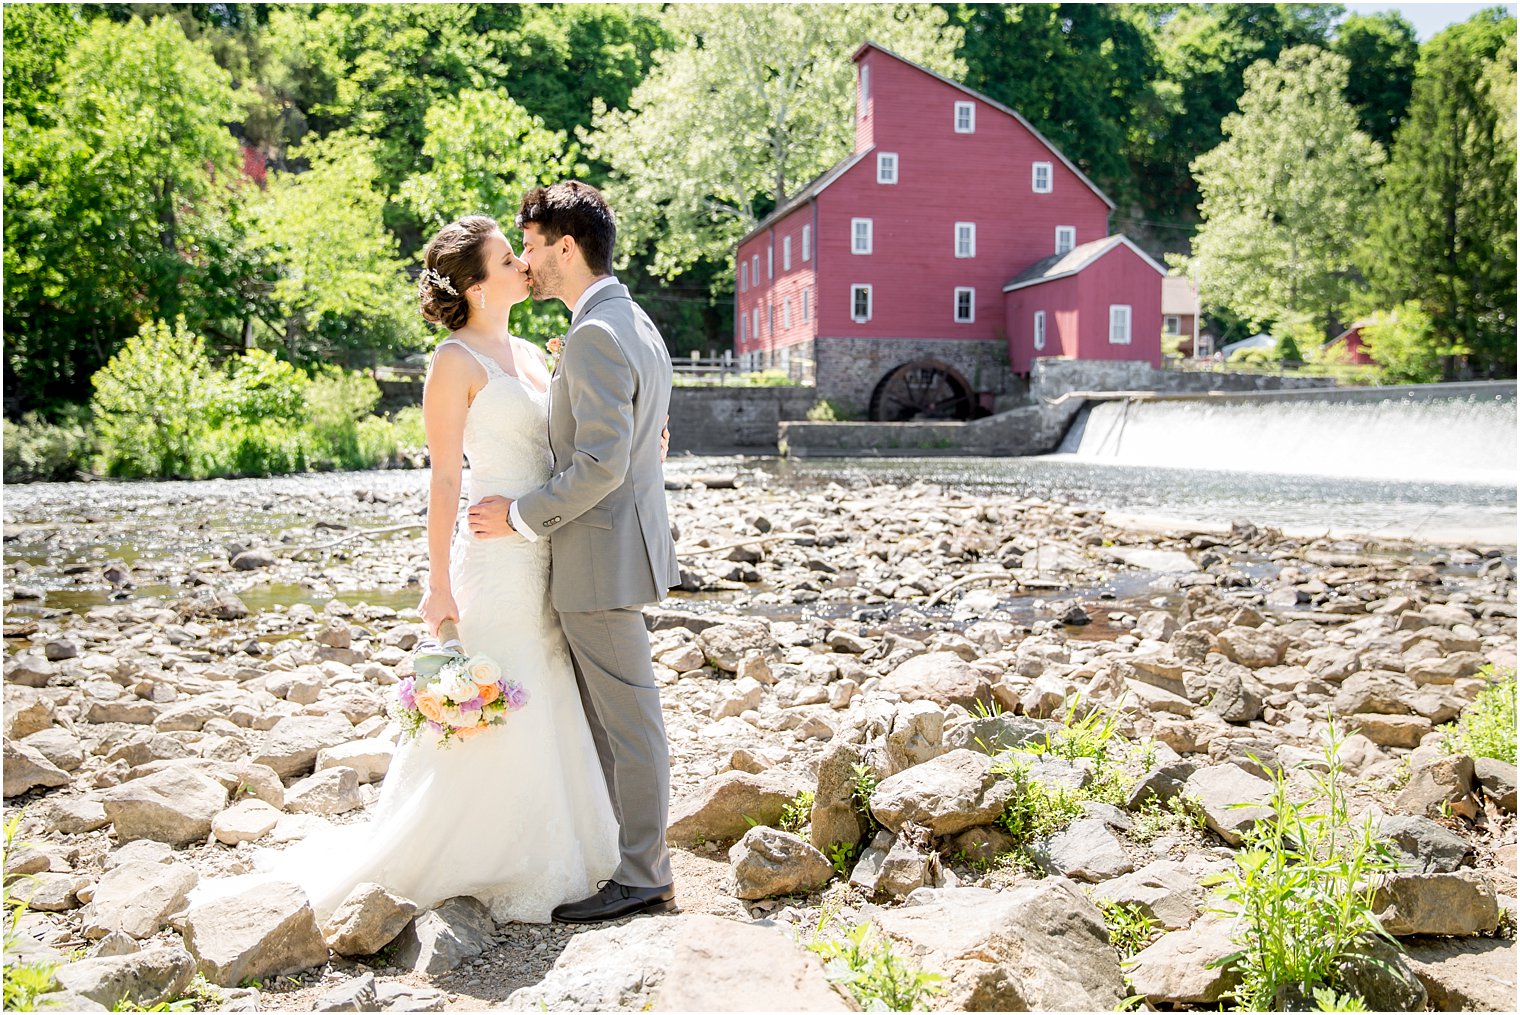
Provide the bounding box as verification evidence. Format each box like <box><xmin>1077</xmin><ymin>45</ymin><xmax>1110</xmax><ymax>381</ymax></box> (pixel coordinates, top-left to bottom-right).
<box><xmin>466</xmin><ymin>656</ymin><xmax>501</xmax><ymax>685</ymax></box>
<box><xmin>438</xmin><ymin>668</ymin><xmax>476</xmax><ymax>704</ymax></box>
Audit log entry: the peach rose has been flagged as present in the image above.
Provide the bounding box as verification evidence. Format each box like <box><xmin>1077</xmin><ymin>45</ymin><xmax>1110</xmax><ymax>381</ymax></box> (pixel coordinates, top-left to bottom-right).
<box><xmin>476</xmin><ymin>682</ymin><xmax>501</xmax><ymax>706</ymax></box>
<box><xmin>414</xmin><ymin>690</ymin><xmax>446</xmax><ymax>724</ymax></box>
<box><xmin>454</xmin><ymin>724</ymin><xmax>489</xmax><ymax>740</ymax></box>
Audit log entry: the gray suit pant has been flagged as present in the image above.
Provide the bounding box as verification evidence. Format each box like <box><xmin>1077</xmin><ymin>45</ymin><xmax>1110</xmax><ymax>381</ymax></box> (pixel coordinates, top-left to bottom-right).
<box><xmin>559</xmin><ymin>606</ymin><xmax>673</xmax><ymax>888</ymax></box>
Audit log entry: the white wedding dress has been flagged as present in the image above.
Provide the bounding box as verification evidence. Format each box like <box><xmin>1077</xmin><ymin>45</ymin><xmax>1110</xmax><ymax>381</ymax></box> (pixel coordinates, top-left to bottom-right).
<box><xmin>192</xmin><ymin>338</ymin><xmax>619</xmax><ymax>924</ymax></box>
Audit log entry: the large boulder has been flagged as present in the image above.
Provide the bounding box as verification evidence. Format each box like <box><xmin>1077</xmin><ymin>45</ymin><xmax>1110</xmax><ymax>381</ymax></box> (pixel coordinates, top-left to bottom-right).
<box><xmin>808</xmin><ymin>740</ymin><xmax>868</xmax><ymax>854</ymax></box>
<box><xmin>729</xmin><ymin>826</ymin><xmax>834</xmax><ymax>900</ymax></box>
<box><xmin>52</xmin><ymin>946</ymin><xmax>196</xmax><ymax>1010</ymax></box>
<box><xmin>1035</xmin><ymin>818</ymin><xmax>1133</xmax><ymax>883</ymax></box>
<box><xmin>393</xmin><ymin>896</ymin><xmax>496</xmax><ymax>974</ymax></box>
<box><xmin>869</xmin><ymin>749</ymin><xmax>1016</xmax><ymax>837</ymax></box>
<box><xmin>1377</xmin><ymin>815</ymin><xmax>1472</xmax><ymax>873</ymax></box>
<box><xmin>5</xmin><ymin>689</ymin><xmax>56</xmax><ymax>740</ymax></box>
<box><xmin>211</xmin><ymin>799</ymin><xmax>281</xmax><ymax>846</ymax></box>
<box><xmin>285</xmin><ymin>767</ymin><xmax>363</xmax><ymax>815</ymax></box>
<box><xmin>1091</xmin><ymin>856</ymin><xmax>1227</xmax><ymax>930</ymax></box>
<box><xmin>252</xmin><ymin>713</ymin><xmax>355</xmax><ymax>779</ymax></box>
<box><xmin>100</xmin><ymin>767</ymin><xmax>227</xmax><ymax>846</ymax></box>
<box><xmin>1402</xmin><ymin>936</ymin><xmax>1517</xmax><ymax>1012</ymax></box>
<box><xmin>322</xmin><ymin>882</ymin><xmax>418</xmax><ymax>958</ymax></box>
<box><xmin>696</xmin><ymin>621</ymin><xmax>779</xmax><ymax>672</ymax></box>
<box><xmin>667</xmin><ymin>770</ymin><xmax>803</xmax><ymax>847</ymax></box>
<box><xmin>877</xmin><ymin>653</ymin><xmax>992</xmax><ymax>710</ymax></box>
<box><xmin>871</xmin><ymin>879</ymin><xmax>1126</xmax><ymax>1011</ymax></box>
<box><xmin>1182</xmin><ymin>765</ymin><xmax>1273</xmax><ymax>846</ymax></box>
<box><xmin>1371</xmin><ymin>871</ymin><xmax>1500</xmax><ymax>937</ymax></box>
<box><xmin>183</xmin><ymin>880</ymin><xmax>329</xmax><ymax>987</ymax></box>
<box><xmin>79</xmin><ymin>861</ymin><xmax>198</xmax><ymax>940</ymax></box>
<box><xmin>1396</xmin><ymin>754</ymin><xmax>1477</xmax><ymax>819</ymax></box>
<box><xmin>3</xmin><ymin>738</ymin><xmax>70</xmax><ymax>797</ymax></box>
<box><xmin>1126</xmin><ymin>912</ymin><xmax>1241</xmax><ymax>1005</ymax></box>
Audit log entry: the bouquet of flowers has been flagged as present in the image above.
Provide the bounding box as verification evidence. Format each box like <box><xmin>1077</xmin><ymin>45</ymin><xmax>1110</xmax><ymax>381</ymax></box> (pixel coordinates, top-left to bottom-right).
<box><xmin>395</xmin><ymin>620</ymin><xmax>528</xmax><ymax>744</ymax></box>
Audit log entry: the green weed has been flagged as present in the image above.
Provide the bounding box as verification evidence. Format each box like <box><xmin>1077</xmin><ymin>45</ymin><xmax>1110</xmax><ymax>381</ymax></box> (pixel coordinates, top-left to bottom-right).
<box><xmin>807</xmin><ymin>922</ymin><xmax>943</xmax><ymax>1011</ymax></box>
<box><xmin>826</xmin><ymin>842</ymin><xmax>859</xmax><ymax>877</ymax></box>
<box><xmin>990</xmin><ymin>759</ymin><xmax>1083</xmax><ymax>847</ymax></box>
<box><xmin>1205</xmin><ymin>720</ymin><xmax>1401</xmax><ymax>1010</ymax></box>
<box><xmin>851</xmin><ymin>763</ymin><xmax>880</xmax><ymax>834</ymax></box>
<box><xmin>1442</xmin><ymin>667</ymin><xmax>1516</xmax><ymax>764</ymax></box>
<box><xmin>3</xmin><ymin>812</ymin><xmax>59</xmax><ymax>1012</ymax></box>
<box><xmin>780</xmin><ymin>791</ymin><xmax>815</xmax><ymax>835</ymax></box>
<box><xmin>1093</xmin><ymin>898</ymin><xmax>1159</xmax><ymax>958</ymax></box>
<box><xmin>1311</xmin><ymin>986</ymin><xmax>1369</xmax><ymax>1011</ymax></box>
<box><xmin>1129</xmin><ymin>794</ymin><xmax>1209</xmax><ymax>844</ymax></box>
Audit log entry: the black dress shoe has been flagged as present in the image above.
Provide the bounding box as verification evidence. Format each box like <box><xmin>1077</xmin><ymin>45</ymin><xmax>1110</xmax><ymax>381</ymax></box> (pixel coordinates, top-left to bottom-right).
<box><xmin>552</xmin><ymin>880</ymin><xmax>676</xmax><ymax>923</ymax></box>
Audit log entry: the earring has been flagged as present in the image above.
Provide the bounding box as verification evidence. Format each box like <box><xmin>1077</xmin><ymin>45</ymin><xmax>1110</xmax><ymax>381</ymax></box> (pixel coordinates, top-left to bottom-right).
<box><xmin>475</xmin><ymin>291</ymin><xmax>485</xmax><ymax>311</ymax></box>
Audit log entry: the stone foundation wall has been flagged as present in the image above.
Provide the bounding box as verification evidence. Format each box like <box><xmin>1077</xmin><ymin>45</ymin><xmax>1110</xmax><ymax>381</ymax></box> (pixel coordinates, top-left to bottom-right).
<box><xmin>814</xmin><ymin>336</ymin><xmax>1017</xmax><ymax>416</ymax></box>
<box><xmin>1028</xmin><ymin>358</ymin><xmax>1337</xmax><ymax>402</ymax></box>
<box><xmin>667</xmin><ymin>386</ymin><xmax>817</xmax><ymax>453</ymax></box>
<box><xmin>779</xmin><ymin>397</ymin><xmax>1086</xmax><ymax>458</ymax></box>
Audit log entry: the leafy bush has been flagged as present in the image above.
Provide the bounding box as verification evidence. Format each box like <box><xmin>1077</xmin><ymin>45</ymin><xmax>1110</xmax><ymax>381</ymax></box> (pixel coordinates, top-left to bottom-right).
<box><xmin>1360</xmin><ymin>302</ymin><xmax>1442</xmax><ymax>383</ymax></box>
<box><xmin>2</xmin><ymin>409</ymin><xmax>96</xmax><ymax>482</ymax></box>
<box><xmin>1205</xmin><ymin>721</ymin><xmax>1400</xmax><ymax>1010</ymax></box>
<box><xmin>1442</xmin><ymin>667</ymin><xmax>1516</xmax><ymax>764</ymax></box>
<box><xmin>1229</xmin><ymin>347</ymin><xmax>1277</xmax><ymax>366</ymax></box>
<box><xmin>779</xmin><ymin>791</ymin><xmax>814</xmax><ymax>834</ymax></box>
<box><xmin>807</xmin><ymin>922</ymin><xmax>942</xmax><ymax>1011</ymax></box>
<box><xmin>91</xmin><ymin>318</ymin><xmax>220</xmax><ymax>478</ymax></box>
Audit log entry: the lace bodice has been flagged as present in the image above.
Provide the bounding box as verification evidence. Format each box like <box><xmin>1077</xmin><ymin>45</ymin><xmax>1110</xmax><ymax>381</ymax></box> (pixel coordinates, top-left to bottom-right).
<box><xmin>438</xmin><ymin>338</ymin><xmax>552</xmax><ymax>496</ymax></box>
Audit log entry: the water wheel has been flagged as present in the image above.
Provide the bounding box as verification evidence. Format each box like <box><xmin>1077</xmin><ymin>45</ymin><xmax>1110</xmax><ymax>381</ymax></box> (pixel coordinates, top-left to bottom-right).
<box><xmin>868</xmin><ymin>360</ymin><xmax>975</xmax><ymax>421</ymax></box>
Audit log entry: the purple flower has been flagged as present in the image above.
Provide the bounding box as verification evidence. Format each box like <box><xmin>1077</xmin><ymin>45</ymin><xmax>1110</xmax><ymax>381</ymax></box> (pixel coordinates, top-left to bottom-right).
<box><xmin>397</xmin><ymin>677</ymin><xmax>417</xmax><ymax>711</ymax></box>
<box><xmin>426</xmin><ymin>720</ymin><xmax>443</xmax><ymax>732</ymax></box>
<box><xmin>504</xmin><ymin>683</ymin><xmax>530</xmax><ymax>711</ymax></box>
<box><xmin>459</xmin><ymin>694</ymin><xmax>484</xmax><ymax>712</ymax></box>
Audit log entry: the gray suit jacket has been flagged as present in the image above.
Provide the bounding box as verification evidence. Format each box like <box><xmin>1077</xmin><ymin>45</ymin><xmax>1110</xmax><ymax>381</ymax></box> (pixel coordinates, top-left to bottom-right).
<box><xmin>515</xmin><ymin>282</ymin><xmax>681</xmax><ymax>613</ymax></box>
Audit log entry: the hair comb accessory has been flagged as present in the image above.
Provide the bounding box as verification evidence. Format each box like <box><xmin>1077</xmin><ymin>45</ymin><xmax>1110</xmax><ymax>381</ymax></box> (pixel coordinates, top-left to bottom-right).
<box><xmin>422</xmin><ymin>268</ymin><xmax>458</xmax><ymax>296</ymax></box>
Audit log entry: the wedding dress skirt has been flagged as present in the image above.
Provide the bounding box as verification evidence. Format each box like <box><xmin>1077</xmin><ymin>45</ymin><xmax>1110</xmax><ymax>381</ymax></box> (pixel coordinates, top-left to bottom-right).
<box><xmin>190</xmin><ymin>342</ymin><xmax>619</xmax><ymax>924</ymax></box>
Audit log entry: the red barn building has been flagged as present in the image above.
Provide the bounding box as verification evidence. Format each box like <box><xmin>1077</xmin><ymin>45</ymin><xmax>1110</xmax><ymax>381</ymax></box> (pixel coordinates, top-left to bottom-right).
<box><xmin>734</xmin><ymin>42</ymin><xmax>1164</xmax><ymax>419</ymax></box>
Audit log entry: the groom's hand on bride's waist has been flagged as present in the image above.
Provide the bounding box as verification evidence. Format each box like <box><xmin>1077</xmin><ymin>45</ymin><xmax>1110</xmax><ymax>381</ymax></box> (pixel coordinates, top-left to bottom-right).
<box><xmin>468</xmin><ymin>496</ymin><xmax>520</xmax><ymax>540</ymax></box>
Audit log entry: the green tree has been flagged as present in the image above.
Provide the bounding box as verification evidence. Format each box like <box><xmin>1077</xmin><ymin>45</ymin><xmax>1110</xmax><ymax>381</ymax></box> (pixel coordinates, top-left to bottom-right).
<box><xmin>90</xmin><ymin>319</ymin><xmax>221</xmax><ymax>478</ymax></box>
<box><xmin>1143</xmin><ymin>3</ymin><xmax>1342</xmax><ymax>221</ymax></box>
<box><xmin>1359</xmin><ymin>302</ymin><xmax>1443</xmax><ymax>383</ymax></box>
<box><xmin>940</xmin><ymin>3</ymin><xmax>1162</xmax><ymax>218</ymax></box>
<box><xmin>1330</xmin><ymin>10</ymin><xmax>1418</xmax><ymax>149</ymax></box>
<box><xmin>586</xmin><ymin>3</ymin><xmax>965</xmax><ymax>281</ymax></box>
<box><xmin>4</xmin><ymin>14</ymin><xmax>246</xmax><ymax>412</ymax></box>
<box><xmin>1360</xmin><ymin>11</ymin><xmax>1517</xmax><ymax>378</ymax></box>
<box><xmin>246</xmin><ymin>134</ymin><xmax>424</xmax><ymax>365</ymax></box>
<box><xmin>1178</xmin><ymin>46</ymin><xmax>1383</xmax><ymax>335</ymax></box>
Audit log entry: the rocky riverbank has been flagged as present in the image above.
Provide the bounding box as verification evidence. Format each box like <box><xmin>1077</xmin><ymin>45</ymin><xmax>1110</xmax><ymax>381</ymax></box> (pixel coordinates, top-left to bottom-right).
<box><xmin>3</xmin><ymin>469</ymin><xmax>1516</xmax><ymax>1011</ymax></box>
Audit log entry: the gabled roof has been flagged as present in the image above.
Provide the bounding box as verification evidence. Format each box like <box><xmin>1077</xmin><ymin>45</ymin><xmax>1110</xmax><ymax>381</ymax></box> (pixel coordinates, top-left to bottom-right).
<box><xmin>853</xmin><ymin>41</ymin><xmax>1116</xmax><ymax>212</ymax></box>
<box><xmin>737</xmin><ymin>148</ymin><xmax>872</xmax><ymax>247</ymax></box>
<box><xmin>1002</xmin><ymin>234</ymin><xmax>1166</xmax><ymax>293</ymax></box>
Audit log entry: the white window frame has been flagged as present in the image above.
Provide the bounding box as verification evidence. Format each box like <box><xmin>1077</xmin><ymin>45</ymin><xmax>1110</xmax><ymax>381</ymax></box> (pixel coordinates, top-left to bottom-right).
<box><xmin>858</xmin><ymin>64</ymin><xmax>869</xmax><ymax>119</ymax></box>
<box><xmin>1032</xmin><ymin>161</ymin><xmax>1053</xmax><ymax>193</ymax></box>
<box><xmin>954</xmin><ymin>101</ymin><xmax>975</xmax><ymax>133</ymax></box>
<box><xmin>1164</xmin><ymin>315</ymin><xmax>1181</xmax><ymax>334</ymax></box>
<box><xmin>767</xmin><ymin>244</ymin><xmax>773</xmax><ymax>279</ymax></box>
<box><xmin>953</xmin><ymin>287</ymin><xmax>975</xmax><ymax>323</ymax></box>
<box><xmin>954</xmin><ymin>221</ymin><xmax>976</xmax><ymax>258</ymax></box>
<box><xmin>852</xmin><ymin>217</ymin><xmax>873</xmax><ymax>255</ymax></box>
<box><xmin>877</xmin><ymin>152</ymin><xmax>899</xmax><ymax>184</ymax></box>
<box><xmin>752</xmin><ymin>307</ymin><xmax>759</xmax><ymax>341</ymax></box>
<box><xmin>801</xmin><ymin>288</ymin><xmax>810</xmax><ymax>321</ymax></box>
<box><xmin>802</xmin><ymin>224</ymin><xmax>811</xmax><ymax>262</ymax></box>
<box><xmin>1109</xmin><ymin>304</ymin><xmax>1132</xmax><ymax>345</ymax></box>
<box><xmin>740</xmin><ymin>261</ymin><xmax>748</xmax><ymax>292</ymax></box>
<box><xmin>782</xmin><ymin>298</ymin><xmax>791</xmax><ymax>329</ymax></box>
<box><xmin>783</xmin><ymin>236</ymin><xmax>792</xmax><ymax>271</ymax></box>
<box><xmin>751</xmin><ymin>255</ymin><xmax>759</xmax><ymax>284</ymax></box>
<box><xmin>1033</xmin><ymin>310</ymin><xmax>1047</xmax><ymax>351</ymax></box>
<box><xmin>1055</xmin><ymin>226</ymin><xmax>1076</xmax><ymax>255</ymax></box>
<box><xmin>741</xmin><ymin>316</ymin><xmax>748</xmax><ymax>343</ymax></box>
<box><xmin>768</xmin><ymin>303</ymin><xmax>774</xmax><ymax>334</ymax></box>
<box><xmin>850</xmin><ymin>284</ymin><xmax>872</xmax><ymax>323</ymax></box>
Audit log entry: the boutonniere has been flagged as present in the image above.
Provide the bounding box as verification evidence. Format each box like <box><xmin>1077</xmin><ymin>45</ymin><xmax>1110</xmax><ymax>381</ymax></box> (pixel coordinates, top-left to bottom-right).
<box><xmin>546</xmin><ymin>336</ymin><xmax>564</xmax><ymax>371</ymax></box>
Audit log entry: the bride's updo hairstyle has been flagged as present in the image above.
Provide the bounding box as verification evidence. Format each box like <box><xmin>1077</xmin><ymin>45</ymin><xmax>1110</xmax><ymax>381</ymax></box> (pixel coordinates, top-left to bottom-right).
<box><xmin>418</xmin><ymin>215</ymin><xmax>498</xmax><ymax>331</ymax></box>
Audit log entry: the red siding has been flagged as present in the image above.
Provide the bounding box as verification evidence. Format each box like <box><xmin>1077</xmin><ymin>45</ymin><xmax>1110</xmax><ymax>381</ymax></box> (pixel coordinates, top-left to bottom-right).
<box><xmin>1005</xmin><ymin>275</ymin><xmax>1080</xmax><ymax>374</ymax></box>
<box><xmin>1004</xmin><ymin>242</ymin><xmax>1162</xmax><ymax>372</ymax></box>
<box><xmin>813</xmin><ymin>48</ymin><xmax>1111</xmax><ymax>343</ymax></box>
<box><xmin>735</xmin><ymin>208</ymin><xmax>819</xmax><ymax>357</ymax></box>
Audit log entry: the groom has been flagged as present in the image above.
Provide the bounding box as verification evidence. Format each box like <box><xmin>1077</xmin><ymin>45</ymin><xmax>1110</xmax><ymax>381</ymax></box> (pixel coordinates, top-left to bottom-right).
<box><xmin>468</xmin><ymin>181</ymin><xmax>681</xmax><ymax>922</ymax></box>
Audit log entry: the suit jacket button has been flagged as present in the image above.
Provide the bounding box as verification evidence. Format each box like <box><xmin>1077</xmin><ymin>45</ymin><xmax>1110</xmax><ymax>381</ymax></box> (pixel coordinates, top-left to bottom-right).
<box><xmin>546</xmin><ymin>516</ymin><xmax>561</xmax><ymax>526</ymax></box>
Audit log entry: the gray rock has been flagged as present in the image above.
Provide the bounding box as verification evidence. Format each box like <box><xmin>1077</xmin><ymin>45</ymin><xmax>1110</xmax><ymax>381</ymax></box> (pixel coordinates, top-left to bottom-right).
<box><xmin>1320</xmin><ymin>936</ymin><xmax>1428</xmax><ymax>1012</ymax></box>
<box><xmin>1126</xmin><ymin>912</ymin><xmax>1240</xmax><ymax>1005</ymax></box>
<box><xmin>322</xmin><ymin>882</ymin><xmax>418</xmax><ymax>957</ymax></box>
<box><xmin>1335</xmin><ymin>671</ymin><xmax>1416</xmax><ymax>716</ymax></box>
<box><xmin>3</xmin><ymin>738</ymin><xmax>70</xmax><ymax>797</ymax></box>
<box><xmin>375</xmin><ymin>982</ymin><xmax>448</xmax><ymax>1012</ymax></box>
<box><xmin>31</xmin><ymin>990</ymin><xmax>107</xmax><ymax>1012</ymax></box>
<box><xmin>285</xmin><ymin>767</ymin><xmax>363</xmax><ymax>815</ymax></box>
<box><xmin>1036</xmin><ymin>818</ymin><xmax>1134</xmax><ymax>883</ymax></box>
<box><xmin>1217</xmin><ymin>626</ymin><xmax>1286</xmax><ymax>668</ymax></box>
<box><xmin>945</xmin><ymin>825</ymin><xmax>1015</xmax><ymax>865</ymax></box>
<box><xmin>1396</xmin><ymin>754</ymin><xmax>1477</xmax><ymax>819</ymax></box>
<box><xmin>231</xmin><ymin>548</ymin><xmax>276</xmax><ymax>570</ymax></box>
<box><xmin>943</xmin><ymin>714</ymin><xmax>1052</xmax><ymax>755</ymax></box>
<box><xmin>1402</xmin><ymin>936</ymin><xmax>1518</xmax><ymax>1012</ymax></box>
<box><xmin>21</xmin><ymin>728</ymin><xmax>83</xmax><ymax>771</ymax></box>
<box><xmin>1405</xmin><ymin>652</ymin><xmax>1485</xmax><ymax>684</ymax></box>
<box><xmin>808</xmin><ymin>740</ymin><xmax>867</xmax><ymax>854</ymax></box>
<box><xmin>9</xmin><ymin>871</ymin><xmax>90</xmax><ymax>911</ymax></box>
<box><xmin>877</xmin><ymin>652</ymin><xmax>993</xmax><ymax>710</ymax></box>
<box><xmin>728</xmin><ymin>826</ymin><xmax>834</xmax><ymax>900</ymax></box>
<box><xmin>82</xmin><ymin>698</ymin><xmax>162</xmax><ymax>724</ymax></box>
<box><xmin>883</xmin><ymin>700</ymin><xmax>946</xmax><ymax>772</ymax></box>
<box><xmin>869</xmin><ymin>749</ymin><xmax>1016</xmax><ymax>837</ymax></box>
<box><xmin>252</xmin><ymin>713</ymin><xmax>356</xmax><ymax>779</ymax></box>
<box><xmin>696</xmin><ymin>621</ymin><xmax>778</xmax><ymax>672</ymax></box>
<box><xmin>394</xmin><ymin>896</ymin><xmax>496</xmax><ymax>974</ymax></box>
<box><xmin>1377</xmin><ymin>815</ymin><xmax>1472</xmax><ymax>873</ymax></box>
<box><xmin>655</xmin><ymin>915</ymin><xmax>851</xmax><ymax>1012</ymax></box>
<box><xmin>1091</xmin><ymin>857</ymin><xmax>1226</xmax><ymax>930</ymax></box>
<box><xmin>849</xmin><ymin>830</ymin><xmax>894</xmax><ymax>894</ymax></box>
<box><xmin>5</xmin><ymin>690</ymin><xmax>56</xmax><ymax>740</ymax></box>
<box><xmin>314</xmin><ymin>737</ymin><xmax>394</xmax><ymax>784</ymax></box>
<box><xmin>667</xmin><ymin>770</ymin><xmax>802</xmax><ymax>847</ymax></box>
<box><xmin>1125</xmin><ymin>759</ymin><xmax>1199</xmax><ymax>809</ymax></box>
<box><xmin>1134</xmin><ymin>611</ymin><xmax>1179</xmax><ymax>641</ymax></box>
<box><xmin>1183</xmin><ymin>765</ymin><xmax>1274</xmax><ymax>846</ymax></box>
<box><xmin>79</xmin><ymin>861</ymin><xmax>198</xmax><ymax>940</ymax></box>
<box><xmin>100</xmin><ymin>766</ymin><xmax>227</xmax><ymax>845</ymax></box>
<box><xmin>211</xmin><ymin>799</ymin><xmax>281</xmax><ymax>846</ymax></box>
<box><xmin>871</xmin><ymin>875</ymin><xmax>1126</xmax><ymax>1011</ymax></box>
<box><xmin>1372</xmin><ymin>870</ymin><xmax>1500</xmax><ymax>936</ymax></box>
<box><xmin>1203</xmin><ymin>668</ymin><xmax>1264</xmax><ymax>723</ymax></box>
<box><xmin>53</xmin><ymin>945</ymin><xmax>196</xmax><ymax>1010</ymax></box>
<box><xmin>1475</xmin><ymin>757</ymin><xmax>1517</xmax><ymax>812</ymax></box>
<box><xmin>103</xmin><ymin>839</ymin><xmax>175</xmax><ymax>870</ymax></box>
<box><xmin>315</xmin><ymin>972</ymin><xmax>377</xmax><ymax>1012</ymax></box>
<box><xmin>183</xmin><ymin>880</ymin><xmax>329</xmax><ymax>987</ymax></box>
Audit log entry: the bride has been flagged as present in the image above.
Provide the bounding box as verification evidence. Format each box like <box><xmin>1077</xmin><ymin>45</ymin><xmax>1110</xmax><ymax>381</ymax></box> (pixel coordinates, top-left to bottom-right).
<box><xmin>196</xmin><ymin>215</ymin><xmax>625</xmax><ymax>924</ymax></box>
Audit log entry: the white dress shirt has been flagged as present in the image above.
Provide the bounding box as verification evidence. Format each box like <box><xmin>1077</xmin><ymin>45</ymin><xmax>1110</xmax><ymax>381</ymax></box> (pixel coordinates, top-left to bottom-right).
<box><xmin>508</xmin><ymin>276</ymin><xmax>619</xmax><ymax>542</ymax></box>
